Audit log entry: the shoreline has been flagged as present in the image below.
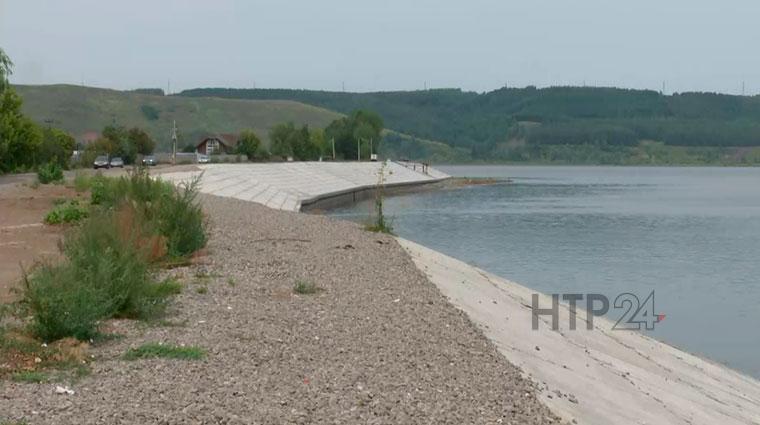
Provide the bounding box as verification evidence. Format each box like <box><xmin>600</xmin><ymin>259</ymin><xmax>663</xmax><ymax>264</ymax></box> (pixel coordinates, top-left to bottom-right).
<box><xmin>4</xmin><ymin>163</ymin><xmax>759</xmax><ymax>423</ymax></box>
<box><xmin>399</xmin><ymin>239</ymin><xmax>760</xmax><ymax>424</ymax></box>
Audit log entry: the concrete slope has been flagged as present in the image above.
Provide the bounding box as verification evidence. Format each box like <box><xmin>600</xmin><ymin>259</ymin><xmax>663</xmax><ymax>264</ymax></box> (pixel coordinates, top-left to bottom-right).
<box><xmin>398</xmin><ymin>238</ymin><xmax>760</xmax><ymax>425</ymax></box>
<box><xmin>159</xmin><ymin>161</ymin><xmax>448</xmax><ymax>211</ymax></box>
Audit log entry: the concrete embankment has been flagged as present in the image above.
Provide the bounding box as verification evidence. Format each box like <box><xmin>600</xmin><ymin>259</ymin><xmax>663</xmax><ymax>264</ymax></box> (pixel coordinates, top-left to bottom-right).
<box><xmin>399</xmin><ymin>238</ymin><xmax>760</xmax><ymax>425</ymax></box>
<box><xmin>160</xmin><ymin>161</ymin><xmax>449</xmax><ymax>212</ymax></box>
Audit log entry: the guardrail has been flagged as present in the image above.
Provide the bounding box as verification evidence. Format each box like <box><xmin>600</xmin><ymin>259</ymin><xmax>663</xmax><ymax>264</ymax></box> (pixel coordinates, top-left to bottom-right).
<box><xmin>395</xmin><ymin>159</ymin><xmax>430</xmax><ymax>175</ymax></box>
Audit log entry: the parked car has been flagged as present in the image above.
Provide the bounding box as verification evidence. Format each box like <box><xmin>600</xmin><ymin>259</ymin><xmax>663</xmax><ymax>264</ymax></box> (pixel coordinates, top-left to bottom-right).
<box><xmin>93</xmin><ymin>155</ymin><xmax>110</xmax><ymax>169</ymax></box>
<box><xmin>197</xmin><ymin>154</ymin><xmax>210</xmax><ymax>164</ymax></box>
<box><xmin>142</xmin><ymin>155</ymin><xmax>157</xmax><ymax>166</ymax></box>
<box><xmin>110</xmin><ymin>157</ymin><xmax>124</xmax><ymax>168</ymax></box>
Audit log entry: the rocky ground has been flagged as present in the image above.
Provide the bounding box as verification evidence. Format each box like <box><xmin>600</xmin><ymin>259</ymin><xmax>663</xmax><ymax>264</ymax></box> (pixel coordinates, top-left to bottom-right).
<box><xmin>1</xmin><ymin>194</ymin><xmax>558</xmax><ymax>424</ymax></box>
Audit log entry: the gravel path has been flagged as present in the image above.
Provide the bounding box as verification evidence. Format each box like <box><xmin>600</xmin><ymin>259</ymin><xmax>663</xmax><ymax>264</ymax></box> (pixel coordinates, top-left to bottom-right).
<box><xmin>1</xmin><ymin>195</ymin><xmax>558</xmax><ymax>424</ymax></box>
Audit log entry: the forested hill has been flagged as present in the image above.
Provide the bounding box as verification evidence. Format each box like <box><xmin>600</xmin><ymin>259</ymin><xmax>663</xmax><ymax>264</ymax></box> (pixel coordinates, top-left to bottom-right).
<box><xmin>178</xmin><ymin>87</ymin><xmax>760</xmax><ymax>164</ymax></box>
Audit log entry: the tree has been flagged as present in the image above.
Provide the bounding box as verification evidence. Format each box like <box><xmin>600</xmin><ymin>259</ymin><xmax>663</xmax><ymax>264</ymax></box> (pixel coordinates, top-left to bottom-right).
<box><xmin>127</xmin><ymin>127</ymin><xmax>155</xmax><ymax>155</ymax></box>
<box><xmin>99</xmin><ymin>125</ymin><xmax>137</xmax><ymax>163</ymax></box>
<box><xmin>0</xmin><ymin>89</ymin><xmax>42</xmax><ymax>172</ymax></box>
<box><xmin>39</xmin><ymin>128</ymin><xmax>76</xmax><ymax>168</ymax></box>
<box><xmin>325</xmin><ymin>110</ymin><xmax>384</xmax><ymax>160</ymax></box>
<box><xmin>236</xmin><ymin>130</ymin><xmax>262</xmax><ymax>160</ymax></box>
<box><xmin>269</xmin><ymin>122</ymin><xmax>295</xmax><ymax>158</ymax></box>
<box><xmin>0</xmin><ymin>47</ymin><xmax>12</xmax><ymax>92</ymax></box>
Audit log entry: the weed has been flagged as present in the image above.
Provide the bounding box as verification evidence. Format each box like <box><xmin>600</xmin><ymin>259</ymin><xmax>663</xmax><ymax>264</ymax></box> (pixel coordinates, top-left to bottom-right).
<box><xmin>227</xmin><ymin>277</ymin><xmax>236</xmax><ymax>287</ymax></box>
<box><xmin>44</xmin><ymin>200</ymin><xmax>89</xmax><ymax>224</ymax></box>
<box><xmin>37</xmin><ymin>162</ymin><xmax>63</xmax><ymax>184</ymax></box>
<box><xmin>195</xmin><ymin>286</ymin><xmax>208</xmax><ymax>294</ymax></box>
<box><xmin>293</xmin><ymin>280</ymin><xmax>321</xmax><ymax>295</ymax></box>
<box><xmin>123</xmin><ymin>343</ymin><xmax>205</xmax><ymax>361</ymax></box>
<box><xmin>365</xmin><ymin>161</ymin><xmax>394</xmax><ymax>235</ymax></box>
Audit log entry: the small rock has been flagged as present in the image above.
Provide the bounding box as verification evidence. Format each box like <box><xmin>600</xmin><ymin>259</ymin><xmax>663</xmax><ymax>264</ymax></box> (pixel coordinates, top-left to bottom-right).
<box><xmin>534</xmin><ymin>346</ymin><xmax>540</xmax><ymax>351</ymax></box>
<box><xmin>55</xmin><ymin>385</ymin><xmax>75</xmax><ymax>395</ymax></box>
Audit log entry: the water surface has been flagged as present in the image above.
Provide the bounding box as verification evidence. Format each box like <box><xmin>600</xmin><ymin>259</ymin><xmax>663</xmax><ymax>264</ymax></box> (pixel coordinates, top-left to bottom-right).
<box><xmin>329</xmin><ymin>165</ymin><xmax>760</xmax><ymax>378</ymax></box>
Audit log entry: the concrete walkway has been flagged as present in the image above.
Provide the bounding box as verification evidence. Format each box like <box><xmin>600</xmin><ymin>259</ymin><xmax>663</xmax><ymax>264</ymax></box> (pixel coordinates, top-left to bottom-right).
<box><xmin>159</xmin><ymin>161</ymin><xmax>448</xmax><ymax>211</ymax></box>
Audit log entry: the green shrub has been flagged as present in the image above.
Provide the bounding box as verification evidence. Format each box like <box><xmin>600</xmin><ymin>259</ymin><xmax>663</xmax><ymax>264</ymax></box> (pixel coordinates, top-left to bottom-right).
<box><xmin>159</xmin><ymin>177</ymin><xmax>207</xmax><ymax>258</ymax></box>
<box><xmin>37</xmin><ymin>161</ymin><xmax>63</xmax><ymax>184</ymax></box>
<box><xmin>89</xmin><ymin>175</ymin><xmax>115</xmax><ymax>205</ymax></box>
<box><xmin>90</xmin><ymin>169</ymin><xmax>206</xmax><ymax>259</ymax></box>
<box><xmin>123</xmin><ymin>343</ymin><xmax>205</xmax><ymax>360</ymax></box>
<box><xmin>44</xmin><ymin>200</ymin><xmax>89</xmax><ymax>224</ymax></box>
<box><xmin>24</xmin><ymin>210</ymin><xmax>178</xmax><ymax>341</ymax></box>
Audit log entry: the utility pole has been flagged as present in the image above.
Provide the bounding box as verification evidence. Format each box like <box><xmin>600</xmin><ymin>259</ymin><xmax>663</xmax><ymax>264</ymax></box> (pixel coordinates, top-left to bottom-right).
<box><xmin>171</xmin><ymin>120</ymin><xmax>178</xmax><ymax>165</ymax></box>
<box><xmin>370</xmin><ymin>138</ymin><xmax>373</xmax><ymax>157</ymax></box>
<box><xmin>331</xmin><ymin>138</ymin><xmax>335</xmax><ymax>160</ymax></box>
<box><xmin>661</xmin><ymin>80</ymin><xmax>666</xmax><ymax>95</ymax></box>
<box><xmin>357</xmin><ymin>137</ymin><xmax>361</xmax><ymax>161</ymax></box>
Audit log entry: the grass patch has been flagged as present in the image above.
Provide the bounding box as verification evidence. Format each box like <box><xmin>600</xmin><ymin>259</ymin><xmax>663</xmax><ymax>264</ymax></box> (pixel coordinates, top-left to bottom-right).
<box><xmin>195</xmin><ymin>286</ymin><xmax>207</xmax><ymax>294</ymax></box>
<box><xmin>44</xmin><ymin>200</ymin><xmax>89</xmax><ymax>224</ymax></box>
<box><xmin>123</xmin><ymin>343</ymin><xmax>205</xmax><ymax>361</ymax></box>
<box><xmin>226</xmin><ymin>277</ymin><xmax>236</xmax><ymax>287</ymax></box>
<box><xmin>73</xmin><ymin>171</ymin><xmax>93</xmax><ymax>192</ymax></box>
<box><xmin>11</xmin><ymin>370</ymin><xmax>48</xmax><ymax>383</ymax></box>
<box><xmin>293</xmin><ymin>280</ymin><xmax>321</xmax><ymax>295</ymax></box>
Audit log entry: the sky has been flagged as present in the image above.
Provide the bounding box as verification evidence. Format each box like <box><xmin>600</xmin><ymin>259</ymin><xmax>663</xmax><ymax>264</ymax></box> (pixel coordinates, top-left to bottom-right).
<box><xmin>1</xmin><ymin>0</ymin><xmax>759</xmax><ymax>95</ymax></box>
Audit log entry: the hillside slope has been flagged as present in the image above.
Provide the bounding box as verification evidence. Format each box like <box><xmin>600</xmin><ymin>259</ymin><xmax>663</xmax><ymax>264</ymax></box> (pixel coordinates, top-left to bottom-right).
<box><xmin>179</xmin><ymin>87</ymin><xmax>760</xmax><ymax>162</ymax></box>
<box><xmin>14</xmin><ymin>85</ymin><xmax>343</xmax><ymax>149</ymax></box>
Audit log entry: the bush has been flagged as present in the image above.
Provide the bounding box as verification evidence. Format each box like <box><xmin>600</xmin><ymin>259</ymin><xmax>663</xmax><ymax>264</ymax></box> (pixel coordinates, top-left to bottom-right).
<box><xmin>37</xmin><ymin>161</ymin><xmax>63</xmax><ymax>184</ymax></box>
<box><xmin>24</xmin><ymin>209</ymin><xmax>180</xmax><ymax>340</ymax></box>
<box><xmin>159</xmin><ymin>177</ymin><xmax>207</xmax><ymax>258</ymax></box>
<box><xmin>90</xmin><ymin>169</ymin><xmax>206</xmax><ymax>259</ymax></box>
<box><xmin>44</xmin><ymin>200</ymin><xmax>89</xmax><ymax>224</ymax></box>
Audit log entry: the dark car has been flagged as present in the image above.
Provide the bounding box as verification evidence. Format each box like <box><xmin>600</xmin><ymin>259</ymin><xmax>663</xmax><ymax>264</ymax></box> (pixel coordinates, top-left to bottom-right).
<box><xmin>110</xmin><ymin>157</ymin><xmax>124</xmax><ymax>168</ymax></box>
<box><xmin>93</xmin><ymin>155</ymin><xmax>110</xmax><ymax>169</ymax></box>
<box><xmin>142</xmin><ymin>155</ymin><xmax>157</xmax><ymax>166</ymax></box>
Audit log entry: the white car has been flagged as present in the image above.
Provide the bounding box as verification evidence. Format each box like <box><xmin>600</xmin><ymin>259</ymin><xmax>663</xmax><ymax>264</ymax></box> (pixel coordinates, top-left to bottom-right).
<box><xmin>197</xmin><ymin>154</ymin><xmax>210</xmax><ymax>164</ymax></box>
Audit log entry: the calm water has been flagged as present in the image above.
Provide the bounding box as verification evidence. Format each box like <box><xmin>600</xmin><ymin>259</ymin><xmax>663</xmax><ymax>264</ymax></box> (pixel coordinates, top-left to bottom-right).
<box><xmin>329</xmin><ymin>165</ymin><xmax>760</xmax><ymax>378</ymax></box>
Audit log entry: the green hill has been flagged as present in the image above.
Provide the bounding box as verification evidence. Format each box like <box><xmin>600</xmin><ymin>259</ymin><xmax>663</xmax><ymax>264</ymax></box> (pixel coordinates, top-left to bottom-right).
<box><xmin>13</xmin><ymin>84</ymin><xmax>343</xmax><ymax>150</ymax></box>
<box><xmin>179</xmin><ymin>87</ymin><xmax>760</xmax><ymax>164</ymax></box>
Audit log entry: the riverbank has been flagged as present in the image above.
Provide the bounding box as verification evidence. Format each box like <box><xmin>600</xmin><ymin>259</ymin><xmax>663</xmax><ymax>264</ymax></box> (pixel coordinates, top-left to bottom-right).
<box><xmin>400</xmin><ymin>239</ymin><xmax>760</xmax><ymax>425</ymax></box>
<box><xmin>0</xmin><ymin>194</ymin><xmax>557</xmax><ymax>424</ymax></box>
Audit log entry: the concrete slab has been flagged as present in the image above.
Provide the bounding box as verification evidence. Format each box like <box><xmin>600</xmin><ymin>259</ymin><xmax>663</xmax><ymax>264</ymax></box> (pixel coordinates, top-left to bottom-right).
<box><xmin>159</xmin><ymin>161</ymin><xmax>448</xmax><ymax>212</ymax></box>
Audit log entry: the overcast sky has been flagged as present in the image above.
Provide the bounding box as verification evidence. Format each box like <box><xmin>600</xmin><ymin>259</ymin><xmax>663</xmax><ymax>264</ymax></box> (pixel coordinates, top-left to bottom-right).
<box><xmin>1</xmin><ymin>0</ymin><xmax>758</xmax><ymax>94</ymax></box>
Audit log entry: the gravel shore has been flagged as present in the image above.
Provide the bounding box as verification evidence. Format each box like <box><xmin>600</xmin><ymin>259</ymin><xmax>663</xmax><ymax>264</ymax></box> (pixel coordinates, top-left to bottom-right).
<box><xmin>1</xmin><ymin>194</ymin><xmax>557</xmax><ymax>424</ymax></box>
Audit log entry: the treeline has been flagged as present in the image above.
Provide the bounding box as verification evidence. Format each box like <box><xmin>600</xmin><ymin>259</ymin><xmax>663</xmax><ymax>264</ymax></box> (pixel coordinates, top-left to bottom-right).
<box><xmin>179</xmin><ymin>86</ymin><xmax>760</xmax><ymax>161</ymax></box>
<box><xmin>189</xmin><ymin>110</ymin><xmax>385</xmax><ymax>162</ymax></box>
<box><xmin>0</xmin><ymin>48</ymin><xmax>77</xmax><ymax>173</ymax></box>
